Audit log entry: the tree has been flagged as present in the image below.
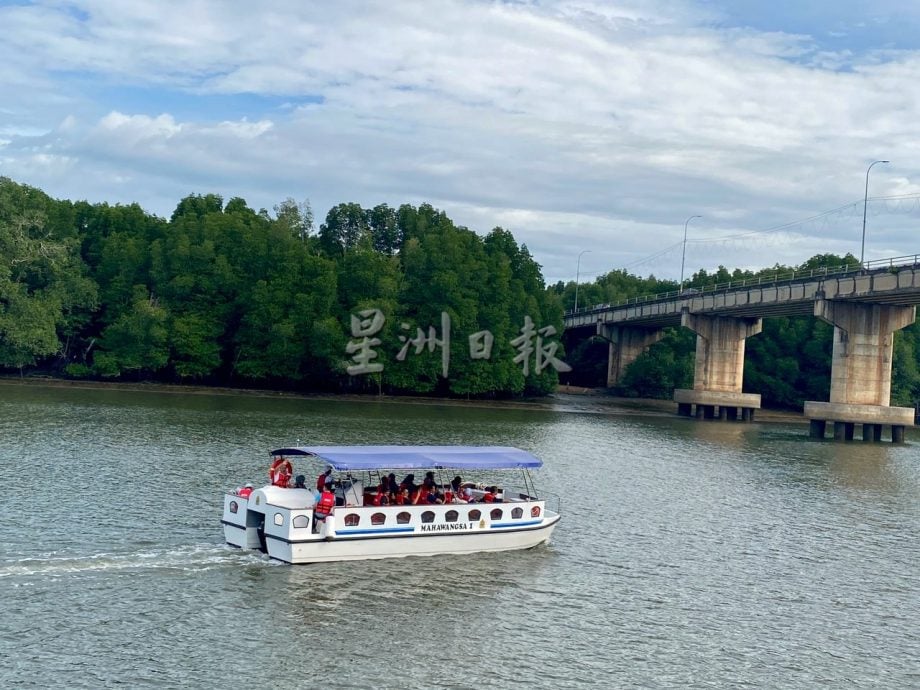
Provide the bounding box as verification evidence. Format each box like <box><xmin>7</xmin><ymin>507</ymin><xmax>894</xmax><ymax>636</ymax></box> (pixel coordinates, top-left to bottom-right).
<box><xmin>0</xmin><ymin>179</ymin><xmax>97</xmax><ymax>370</ymax></box>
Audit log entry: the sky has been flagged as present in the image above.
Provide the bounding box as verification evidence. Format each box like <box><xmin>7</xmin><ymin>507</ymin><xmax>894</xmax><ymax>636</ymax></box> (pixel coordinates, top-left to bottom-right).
<box><xmin>3</xmin><ymin>0</ymin><xmax>920</xmax><ymax>285</ymax></box>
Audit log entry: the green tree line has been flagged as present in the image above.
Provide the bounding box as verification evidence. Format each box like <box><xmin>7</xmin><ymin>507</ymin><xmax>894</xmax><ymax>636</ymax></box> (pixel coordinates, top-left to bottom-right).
<box><xmin>0</xmin><ymin>177</ymin><xmax>563</xmax><ymax>397</ymax></box>
<box><xmin>555</xmin><ymin>256</ymin><xmax>920</xmax><ymax>408</ymax></box>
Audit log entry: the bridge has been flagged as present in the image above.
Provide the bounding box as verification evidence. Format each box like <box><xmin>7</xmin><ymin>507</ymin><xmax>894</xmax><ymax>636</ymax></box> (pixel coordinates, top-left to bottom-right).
<box><xmin>563</xmin><ymin>256</ymin><xmax>920</xmax><ymax>442</ymax></box>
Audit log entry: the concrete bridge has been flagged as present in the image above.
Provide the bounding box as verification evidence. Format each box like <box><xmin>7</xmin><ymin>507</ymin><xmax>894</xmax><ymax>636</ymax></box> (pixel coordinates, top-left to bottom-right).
<box><xmin>563</xmin><ymin>256</ymin><xmax>920</xmax><ymax>442</ymax></box>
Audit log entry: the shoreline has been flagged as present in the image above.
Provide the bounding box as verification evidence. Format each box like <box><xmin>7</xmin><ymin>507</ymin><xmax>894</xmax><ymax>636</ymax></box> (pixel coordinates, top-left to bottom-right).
<box><xmin>0</xmin><ymin>375</ymin><xmax>807</xmax><ymax>423</ymax></box>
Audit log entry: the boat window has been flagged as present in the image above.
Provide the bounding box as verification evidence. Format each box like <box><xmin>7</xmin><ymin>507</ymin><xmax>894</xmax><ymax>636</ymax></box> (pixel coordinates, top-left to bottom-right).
<box><xmin>371</xmin><ymin>512</ymin><xmax>386</xmax><ymax>525</ymax></box>
<box><xmin>468</xmin><ymin>509</ymin><xmax>481</xmax><ymax>521</ymax></box>
<box><xmin>397</xmin><ymin>511</ymin><xmax>411</xmax><ymax>524</ymax></box>
<box><xmin>421</xmin><ymin>511</ymin><xmax>435</xmax><ymax>524</ymax></box>
<box><xmin>292</xmin><ymin>515</ymin><xmax>310</xmax><ymax>529</ymax></box>
<box><xmin>531</xmin><ymin>506</ymin><xmax>541</xmax><ymax>518</ymax></box>
<box><xmin>511</xmin><ymin>507</ymin><xmax>523</xmax><ymax>519</ymax></box>
<box><xmin>274</xmin><ymin>513</ymin><xmax>284</xmax><ymax>526</ymax></box>
<box><xmin>490</xmin><ymin>508</ymin><xmax>503</xmax><ymax>520</ymax></box>
<box><xmin>445</xmin><ymin>510</ymin><xmax>459</xmax><ymax>523</ymax></box>
<box><xmin>229</xmin><ymin>501</ymin><xmax>238</xmax><ymax>514</ymax></box>
<box><xmin>344</xmin><ymin>514</ymin><xmax>360</xmax><ymax>527</ymax></box>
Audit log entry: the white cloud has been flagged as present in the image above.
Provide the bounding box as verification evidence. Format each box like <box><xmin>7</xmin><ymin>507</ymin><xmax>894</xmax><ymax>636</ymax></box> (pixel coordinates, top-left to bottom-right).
<box><xmin>1</xmin><ymin>0</ymin><xmax>920</xmax><ymax>282</ymax></box>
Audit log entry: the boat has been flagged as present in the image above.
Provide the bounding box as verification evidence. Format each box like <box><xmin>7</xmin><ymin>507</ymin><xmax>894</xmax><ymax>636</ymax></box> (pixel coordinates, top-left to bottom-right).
<box><xmin>221</xmin><ymin>445</ymin><xmax>561</xmax><ymax>564</ymax></box>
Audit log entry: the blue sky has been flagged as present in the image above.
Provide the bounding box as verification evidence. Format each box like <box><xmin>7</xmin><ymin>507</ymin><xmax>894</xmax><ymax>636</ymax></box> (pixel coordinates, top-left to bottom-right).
<box><xmin>2</xmin><ymin>0</ymin><xmax>920</xmax><ymax>283</ymax></box>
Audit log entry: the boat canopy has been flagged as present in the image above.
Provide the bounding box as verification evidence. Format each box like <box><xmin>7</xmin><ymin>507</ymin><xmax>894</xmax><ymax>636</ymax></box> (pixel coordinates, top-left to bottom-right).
<box><xmin>268</xmin><ymin>446</ymin><xmax>542</xmax><ymax>471</ymax></box>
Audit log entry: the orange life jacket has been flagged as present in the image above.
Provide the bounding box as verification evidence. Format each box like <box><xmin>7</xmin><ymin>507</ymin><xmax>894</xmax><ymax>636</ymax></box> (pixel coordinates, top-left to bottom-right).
<box><xmin>315</xmin><ymin>490</ymin><xmax>335</xmax><ymax>518</ymax></box>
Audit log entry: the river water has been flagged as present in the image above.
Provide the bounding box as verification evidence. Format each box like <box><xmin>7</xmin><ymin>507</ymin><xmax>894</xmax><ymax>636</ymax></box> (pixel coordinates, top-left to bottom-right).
<box><xmin>1</xmin><ymin>382</ymin><xmax>918</xmax><ymax>688</ymax></box>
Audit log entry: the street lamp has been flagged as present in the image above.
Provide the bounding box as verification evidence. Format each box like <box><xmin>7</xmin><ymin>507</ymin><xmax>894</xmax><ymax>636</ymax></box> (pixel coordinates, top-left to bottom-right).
<box><xmin>860</xmin><ymin>159</ymin><xmax>889</xmax><ymax>266</ymax></box>
<box><xmin>679</xmin><ymin>215</ymin><xmax>701</xmax><ymax>291</ymax></box>
<box><xmin>574</xmin><ymin>249</ymin><xmax>591</xmax><ymax>312</ymax></box>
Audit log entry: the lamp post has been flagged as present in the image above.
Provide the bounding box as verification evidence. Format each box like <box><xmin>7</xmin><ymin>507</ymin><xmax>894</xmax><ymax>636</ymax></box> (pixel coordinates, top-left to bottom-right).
<box><xmin>860</xmin><ymin>160</ymin><xmax>889</xmax><ymax>266</ymax></box>
<box><xmin>679</xmin><ymin>215</ymin><xmax>701</xmax><ymax>291</ymax></box>
<box><xmin>574</xmin><ymin>249</ymin><xmax>590</xmax><ymax>312</ymax></box>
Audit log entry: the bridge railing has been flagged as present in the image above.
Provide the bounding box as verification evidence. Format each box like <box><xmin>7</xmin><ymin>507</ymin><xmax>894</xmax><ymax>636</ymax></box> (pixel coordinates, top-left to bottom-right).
<box><xmin>564</xmin><ymin>254</ymin><xmax>920</xmax><ymax>318</ymax></box>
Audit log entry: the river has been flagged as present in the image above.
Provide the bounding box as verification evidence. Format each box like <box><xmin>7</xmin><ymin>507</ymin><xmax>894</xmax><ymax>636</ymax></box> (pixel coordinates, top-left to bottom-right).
<box><xmin>1</xmin><ymin>382</ymin><xmax>918</xmax><ymax>688</ymax></box>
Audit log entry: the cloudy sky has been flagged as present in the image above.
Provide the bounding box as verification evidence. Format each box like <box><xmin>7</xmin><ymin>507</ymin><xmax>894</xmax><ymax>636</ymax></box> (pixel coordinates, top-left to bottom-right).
<box><xmin>3</xmin><ymin>0</ymin><xmax>920</xmax><ymax>284</ymax></box>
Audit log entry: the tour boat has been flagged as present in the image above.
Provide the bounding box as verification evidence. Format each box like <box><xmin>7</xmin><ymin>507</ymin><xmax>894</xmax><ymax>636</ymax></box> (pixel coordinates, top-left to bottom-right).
<box><xmin>221</xmin><ymin>445</ymin><xmax>561</xmax><ymax>564</ymax></box>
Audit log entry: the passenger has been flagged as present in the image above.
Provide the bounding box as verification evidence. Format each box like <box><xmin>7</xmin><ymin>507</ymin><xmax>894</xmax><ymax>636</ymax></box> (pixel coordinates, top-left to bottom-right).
<box><xmin>444</xmin><ymin>475</ymin><xmax>462</xmax><ymax>503</ymax></box>
<box><xmin>483</xmin><ymin>486</ymin><xmax>503</xmax><ymax>502</ymax></box>
<box><xmin>238</xmin><ymin>483</ymin><xmax>253</xmax><ymax>499</ymax></box>
<box><xmin>268</xmin><ymin>456</ymin><xmax>284</xmax><ymax>484</ymax></box>
<box><xmin>387</xmin><ymin>473</ymin><xmax>397</xmax><ymax>499</ymax></box>
<box><xmin>461</xmin><ymin>483</ymin><xmax>476</xmax><ymax>502</ymax></box>
<box><xmin>273</xmin><ymin>457</ymin><xmax>293</xmax><ymax>488</ymax></box>
<box><xmin>394</xmin><ymin>486</ymin><xmax>410</xmax><ymax>505</ymax></box>
<box><xmin>373</xmin><ymin>477</ymin><xmax>390</xmax><ymax>506</ymax></box>
<box><xmin>316</xmin><ymin>467</ymin><xmax>333</xmax><ymax>491</ymax></box>
<box><xmin>400</xmin><ymin>474</ymin><xmax>417</xmax><ymax>494</ymax></box>
<box><xmin>412</xmin><ymin>485</ymin><xmax>429</xmax><ymax>505</ymax></box>
<box><xmin>293</xmin><ymin>475</ymin><xmax>307</xmax><ymax>489</ymax></box>
<box><xmin>314</xmin><ymin>483</ymin><xmax>336</xmax><ymax>527</ymax></box>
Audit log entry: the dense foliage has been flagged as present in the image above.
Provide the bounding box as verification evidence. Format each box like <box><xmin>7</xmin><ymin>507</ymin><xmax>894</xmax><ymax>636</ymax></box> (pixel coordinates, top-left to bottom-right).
<box><xmin>0</xmin><ymin>177</ymin><xmax>562</xmax><ymax>396</ymax></box>
<box><xmin>6</xmin><ymin>175</ymin><xmax>920</xmax><ymax>409</ymax></box>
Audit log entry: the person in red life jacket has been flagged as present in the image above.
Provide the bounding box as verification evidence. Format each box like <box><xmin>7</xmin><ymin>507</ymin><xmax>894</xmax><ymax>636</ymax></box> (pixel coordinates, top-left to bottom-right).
<box><xmin>483</xmin><ymin>486</ymin><xmax>498</xmax><ymax>503</ymax></box>
<box><xmin>268</xmin><ymin>457</ymin><xmax>284</xmax><ymax>485</ymax></box>
<box><xmin>313</xmin><ymin>484</ymin><xmax>336</xmax><ymax>530</ymax></box>
<box><xmin>393</xmin><ymin>487</ymin><xmax>409</xmax><ymax>505</ymax></box>
<box><xmin>238</xmin><ymin>483</ymin><xmax>254</xmax><ymax>499</ymax></box>
<box><xmin>273</xmin><ymin>457</ymin><xmax>293</xmax><ymax>488</ymax></box>
<box><xmin>412</xmin><ymin>485</ymin><xmax>430</xmax><ymax>505</ymax></box>
<box><xmin>316</xmin><ymin>467</ymin><xmax>333</xmax><ymax>491</ymax></box>
<box><xmin>373</xmin><ymin>478</ymin><xmax>390</xmax><ymax>506</ymax></box>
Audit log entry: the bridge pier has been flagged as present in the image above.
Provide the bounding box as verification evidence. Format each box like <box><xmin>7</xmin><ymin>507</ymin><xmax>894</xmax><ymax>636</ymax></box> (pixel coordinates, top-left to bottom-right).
<box><xmin>673</xmin><ymin>313</ymin><xmax>762</xmax><ymax>421</ymax></box>
<box><xmin>599</xmin><ymin>324</ymin><xmax>664</xmax><ymax>387</ymax></box>
<box><xmin>804</xmin><ymin>299</ymin><xmax>916</xmax><ymax>442</ymax></box>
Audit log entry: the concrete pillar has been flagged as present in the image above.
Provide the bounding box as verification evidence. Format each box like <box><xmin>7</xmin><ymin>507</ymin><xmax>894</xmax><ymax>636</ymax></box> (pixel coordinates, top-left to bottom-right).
<box><xmin>810</xmin><ymin>419</ymin><xmax>826</xmax><ymax>439</ymax></box>
<box><xmin>815</xmin><ymin>299</ymin><xmax>916</xmax><ymax>406</ymax></box>
<box><xmin>682</xmin><ymin>313</ymin><xmax>762</xmax><ymax>392</ymax></box>
<box><xmin>805</xmin><ymin>300</ymin><xmax>916</xmax><ymax>443</ymax></box>
<box><xmin>862</xmin><ymin>423</ymin><xmax>882</xmax><ymax>442</ymax></box>
<box><xmin>599</xmin><ymin>324</ymin><xmax>664</xmax><ymax>387</ymax></box>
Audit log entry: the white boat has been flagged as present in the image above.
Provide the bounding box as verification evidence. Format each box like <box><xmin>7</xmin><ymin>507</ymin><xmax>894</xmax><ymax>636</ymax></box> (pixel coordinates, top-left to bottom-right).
<box><xmin>221</xmin><ymin>445</ymin><xmax>561</xmax><ymax>564</ymax></box>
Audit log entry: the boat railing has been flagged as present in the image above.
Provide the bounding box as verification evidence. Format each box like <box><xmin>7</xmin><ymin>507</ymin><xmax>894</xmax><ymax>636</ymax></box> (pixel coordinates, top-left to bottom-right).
<box><xmin>540</xmin><ymin>491</ymin><xmax>561</xmax><ymax>516</ymax></box>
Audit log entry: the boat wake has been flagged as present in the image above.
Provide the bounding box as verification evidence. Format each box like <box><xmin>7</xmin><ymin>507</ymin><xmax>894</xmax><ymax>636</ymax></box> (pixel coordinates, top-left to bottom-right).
<box><xmin>0</xmin><ymin>543</ymin><xmax>275</xmax><ymax>579</ymax></box>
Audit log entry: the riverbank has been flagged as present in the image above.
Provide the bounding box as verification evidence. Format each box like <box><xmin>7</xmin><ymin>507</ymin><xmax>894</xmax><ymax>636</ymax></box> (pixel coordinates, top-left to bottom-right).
<box><xmin>0</xmin><ymin>375</ymin><xmax>807</xmax><ymax>423</ymax></box>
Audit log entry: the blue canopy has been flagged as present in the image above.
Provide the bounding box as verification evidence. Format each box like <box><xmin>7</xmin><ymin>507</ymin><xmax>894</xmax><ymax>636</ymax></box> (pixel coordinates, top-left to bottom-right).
<box><xmin>268</xmin><ymin>446</ymin><xmax>542</xmax><ymax>471</ymax></box>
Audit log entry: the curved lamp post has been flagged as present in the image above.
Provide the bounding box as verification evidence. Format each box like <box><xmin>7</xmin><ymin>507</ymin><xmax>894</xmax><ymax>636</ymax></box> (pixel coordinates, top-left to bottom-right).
<box><xmin>679</xmin><ymin>215</ymin><xmax>701</xmax><ymax>291</ymax></box>
<box><xmin>860</xmin><ymin>160</ymin><xmax>889</xmax><ymax>266</ymax></box>
<box><xmin>574</xmin><ymin>249</ymin><xmax>591</xmax><ymax>312</ymax></box>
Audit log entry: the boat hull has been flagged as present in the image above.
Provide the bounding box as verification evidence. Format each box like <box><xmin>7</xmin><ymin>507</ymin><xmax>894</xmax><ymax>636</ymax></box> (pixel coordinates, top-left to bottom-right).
<box><xmin>272</xmin><ymin>514</ymin><xmax>560</xmax><ymax>564</ymax></box>
<box><xmin>222</xmin><ymin>468</ymin><xmax>562</xmax><ymax>565</ymax></box>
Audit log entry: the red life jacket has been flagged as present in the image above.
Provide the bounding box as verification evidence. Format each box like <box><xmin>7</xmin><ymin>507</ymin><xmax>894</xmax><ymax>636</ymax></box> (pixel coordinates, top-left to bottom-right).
<box><xmin>316</xmin><ymin>473</ymin><xmax>328</xmax><ymax>491</ymax></box>
<box><xmin>238</xmin><ymin>487</ymin><xmax>253</xmax><ymax>498</ymax></box>
<box><xmin>269</xmin><ymin>458</ymin><xmax>283</xmax><ymax>484</ymax></box>
<box><xmin>315</xmin><ymin>490</ymin><xmax>335</xmax><ymax>518</ymax></box>
<box><xmin>483</xmin><ymin>492</ymin><xmax>495</xmax><ymax>503</ymax></box>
